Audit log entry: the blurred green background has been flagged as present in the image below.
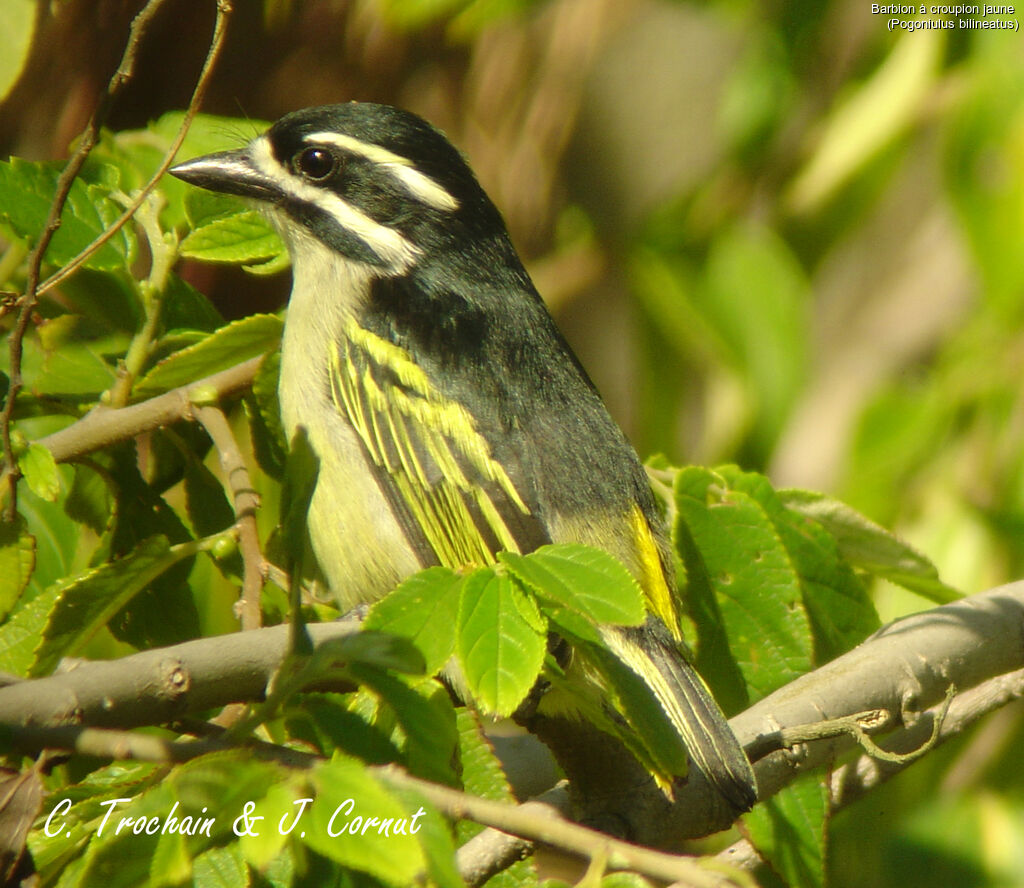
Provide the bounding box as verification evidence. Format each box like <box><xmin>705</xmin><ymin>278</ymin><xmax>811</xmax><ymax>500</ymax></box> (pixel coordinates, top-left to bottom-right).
<box><xmin>2</xmin><ymin>1</ymin><xmax>1023</xmax><ymax>884</ymax></box>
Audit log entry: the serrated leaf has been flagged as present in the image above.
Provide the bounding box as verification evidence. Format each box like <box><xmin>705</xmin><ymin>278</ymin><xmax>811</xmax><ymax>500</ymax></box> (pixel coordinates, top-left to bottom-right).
<box><xmin>384</xmin><ymin>784</ymin><xmax>464</xmax><ymax>888</ymax></box>
<box><xmin>457</xmin><ymin>568</ymin><xmax>547</xmax><ymax>717</ymax></box>
<box><xmin>744</xmin><ymin>772</ymin><xmax>828</xmax><ymax>888</ymax></box>
<box><xmin>718</xmin><ymin>467</ymin><xmax>881</xmax><ymax>662</ymax></box>
<box><xmin>284</xmin><ymin>692</ymin><xmax>401</xmax><ymax>762</ymax></box>
<box><xmin>305</xmin><ymin>756</ymin><xmax>426</xmax><ymax>886</ymax></box>
<box><xmin>364</xmin><ymin>566</ymin><xmax>463</xmax><ymax>676</ymax></box>
<box><xmin>244</xmin><ymin>250</ymin><xmax>291</xmax><ymax>276</ymax></box>
<box><xmin>74</xmin><ymin>752</ymin><xmax>283</xmax><ymax>888</ymax></box>
<box><xmin>781</xmin><ymin>488</ymin><xmax>960</xmax><ymax>603</ymax></box>
<box><xmin>65</xmin><ymin>464</ymin><xmax>114</xmax><ymax>537</ymax></box>
<box><xmin>349</xmin><ymin>667</ymin><xmax>460</xmax><ymax>786</ymax></box>
<box><xmin>0</xmin><ymin>157</ymin><xmax>131</xmax><ymax>269</ymax></box>
<box><xmin>0</xmin><ymin>586</ymin><xmax>59</xmax><ymax>676</ymax></box>
<box><xmin>16</xmin><ymin>332</ymin><xmax>119</xmax><ymax>400</ymax></box>
<box><xmin>18</xmin><ymin>442</ymin><xmax>60</xmax><ymax>502</ymax></box>
<box><xmin>0</xmin><ymin>519</ymin><xmax>35</xmax><ymax>621</ymax></box>
<box><xmin>246</xmin><ymin>351</ymin><xmax>286</xmax><ymax>481</ymax></box>
<box><xmin>675</xmin><ymin>466</ymin><xmax>813</xmax><ymax>703</ymax></box>
<box><xmin>457</xmin><ymin>708</ymin><xmax>514</xmax><ymax>802</ymax></box>
<box><xmin>498</xmin><ymin>544</ymin><xmax>645</xmax><ymax>627</ymax></box>
<box><xmin>191</xmin><ymin>844</ymin><xmax>246</xmax><ymax>888</ymax></box>
<box><xmin>30</xmin><ymin>535</ymin><xmax>189</xmax><ymax>677</ymax></box>
<box><xmin>134</xmin><ymin>313</ymin><xmax>283</xmax><ymax>396</ymax></box>
<box><xmin>180</xmin><ymin>207</ymin><xmax>285</xmax><ymax>265</ymax></box>
<box><xmin>161</xmin><ymin>273</ymin><xmax>224</xmax><ymax>333</ymax></box>
<box><xmin>17</xmin><ymin>477</ymin><xmax>80</xmax><ymax>598</ymax></box>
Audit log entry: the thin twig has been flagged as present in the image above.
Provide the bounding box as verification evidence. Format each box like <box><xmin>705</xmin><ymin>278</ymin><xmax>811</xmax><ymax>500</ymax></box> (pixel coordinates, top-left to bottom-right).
<box><xmin>34</xmin><ymin>0</ymin><xmax>233</xmax><ymax>301</ymax></box>
<box><xmin>194</xmin><ymin>404</ymin><xmax>264</xmax><ymax>630</ymax></box>
<box><xmin>1</xmin><ymin>0</ymin><xmax>174</xmax><ymax>519</ymax></box>
<box><xmin>380</xmin><ymin>768</ymin><xmax>737</xmax><ymax>888</ymax></box>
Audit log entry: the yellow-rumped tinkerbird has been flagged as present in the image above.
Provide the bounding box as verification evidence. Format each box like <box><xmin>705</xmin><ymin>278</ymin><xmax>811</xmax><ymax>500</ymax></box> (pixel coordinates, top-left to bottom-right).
<box><xmin>170</xmin><ymin>103</ymin><xmax>756</xmax><ymax>811</ymax></box>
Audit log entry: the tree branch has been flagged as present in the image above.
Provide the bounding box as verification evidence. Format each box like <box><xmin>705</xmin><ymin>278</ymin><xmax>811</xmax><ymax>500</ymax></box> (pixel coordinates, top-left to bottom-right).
<box><xmin>3</xmin><ymin>581</ymin><xmax>1023</xmax><ymax>874</ymax></box>
<box><xmin>25</xmin><ymin>356</ymin><xmax>261</xmax><ymax>469</ymax></box>
<box><xmin>194</xmin><ymin>404</ymin><xmax>264</xmax><ymax>631</ymax></box>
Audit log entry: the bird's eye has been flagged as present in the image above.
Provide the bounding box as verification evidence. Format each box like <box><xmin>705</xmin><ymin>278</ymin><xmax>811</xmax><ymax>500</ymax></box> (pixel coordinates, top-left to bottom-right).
<box><xmin>294</xmin><ymin>147</ymin><xmax>338</xmax><ymax>181</ymax></box>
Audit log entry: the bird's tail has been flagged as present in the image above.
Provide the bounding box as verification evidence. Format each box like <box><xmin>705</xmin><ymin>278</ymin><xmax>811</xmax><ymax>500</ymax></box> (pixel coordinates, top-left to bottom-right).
<box><xmin>608</xmin><ymin>621</ymin><xmax>757</xmax><ymax>812</ymax></box>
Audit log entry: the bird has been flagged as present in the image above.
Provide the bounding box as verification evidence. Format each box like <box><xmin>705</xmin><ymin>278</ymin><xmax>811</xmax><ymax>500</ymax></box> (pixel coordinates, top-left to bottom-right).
<box><xmin>170</xmin><ymin>102</ymin><xmax>756</xmax><ymax>812</ymax></box>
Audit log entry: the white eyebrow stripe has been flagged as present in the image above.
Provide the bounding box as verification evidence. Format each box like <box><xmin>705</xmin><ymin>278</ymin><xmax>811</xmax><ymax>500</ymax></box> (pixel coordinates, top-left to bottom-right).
<box><xmin>249</xmin><ymin>135</ymin><xmax>420</xmax><ymax>272</ymax></box>
<box><xmin>305</xmin><ymin>130</ymin><xmax>460</xmax><ymax>213</ymax></box>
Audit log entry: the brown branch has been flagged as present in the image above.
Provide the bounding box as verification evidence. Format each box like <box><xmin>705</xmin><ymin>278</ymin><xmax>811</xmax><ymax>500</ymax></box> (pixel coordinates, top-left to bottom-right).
<box><xmin>0</xmin><ymin>355</ymin><xmax>262</xmax><ymax>513</ymax></box>
<box><xmin>5</xmin><ymin>585</ymin><xmax>1024</xmax><ymax>884</ymax></box>
<box><xmin>0</xmin><ymin>618</ymin><xmax>360</xmax><ymax>730</ymax></box>
<box><xmin>194</xmin><ymin>404</ymin><xmax>264</xmax><ymax>631</ymax></box>
<box><xmin>39</xmin><ymin>356</ymin><xmax>260</xmax><ymax>463</ymax></box>
<box><xmin>1</xmin><ymin>0</ymin><xmax>173</xmax><ymax>519</ymax></box>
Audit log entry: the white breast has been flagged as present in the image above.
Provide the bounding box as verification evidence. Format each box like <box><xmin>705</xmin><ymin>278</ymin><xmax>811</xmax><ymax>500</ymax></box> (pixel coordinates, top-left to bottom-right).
<box><xmin>277</xmin><ymin>232</ymin><xmax>421</xmax><ymax>608</ymax></box>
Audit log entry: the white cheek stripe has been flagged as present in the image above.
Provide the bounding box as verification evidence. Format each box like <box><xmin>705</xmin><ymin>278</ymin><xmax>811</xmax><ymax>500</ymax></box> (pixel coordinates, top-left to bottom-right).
<box><xmin>305</xmin><ymin>130</ymin><xmax>460</xmax><ymax>213</ymax></box>
<box><xmin>249</xmin><ymin>136</ymin><xmax>420</xmax><ymax>272</ymax></box>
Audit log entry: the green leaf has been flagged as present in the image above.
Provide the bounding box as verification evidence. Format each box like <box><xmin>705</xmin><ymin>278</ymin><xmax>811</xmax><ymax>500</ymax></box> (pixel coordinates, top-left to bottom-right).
<box><xmin>0</xmin><ymin>0</ymin><xmax>34</xmax><ymax>102</ymax></box>
<box><xmin>15</xmin><ymin>331</ymin><xmax>119</xmax><ymax>401</ymax></box>
<box><xmin>180</xmin><ymin>208</ymin><xmax>285</xmax><ymax>265</ymax></box>
<box><xmin>309</xmin><ymin>630</ymin><xmax>426</xmax><ymax>678</ymax></box>
<box><xmin>17</xmin><ymin>474</ymin><xmax>81</xmax><ymax>597</ymax></box>
<box><xmin>457</xmin><ymin>567</ymin><xmax>547</xmax><ymax>717</ymax></box>
<box><xmin>30</xmin><ymin>535</ymin><xmax>190</xmax><ymax>677</ymax></box>
<box><xmin>134</xmin><ymin>313</ymin><xmax>283</xmax><ymax>396</ymax></box>
<box><xmin>0</xmin><ymin>586</ymin><xmax>59</xmax><ymax>676</ymax></box>
<box><xmin>675</xmin><ymin>466</ymin><xmax>814</xmax><ymax>703</ymax></box>
<box><xmin>284</xmin><ymin>691</ymin><xmax>401</xmax><ymax>762</ymax></box>
<box><xmin>192</xmin><ymin>844</ymin><xmax>246</xmax><ymax>888</ymax></box>
<box><xmin>280</xmin><ymin>427</ymin><xmax>320</xmax><ymax>580</ymax></box>
<box><xmin>18</xmin><ymin>442</ymin><xmax>61</xmax><ymax>502</ymax></box>
<box><xmin>498</xmin><ymin>544</ymin><xmax>645</xmax><ymax>627</ymax></box>
<box><xmin>161</xmin><ymin>273</ymin><xmax>225</xmax><ymax>333</ymax></box>
<box><xmin>72</xmin><ymin>752</ymin><xmax>284</xmax><ymax>888</ymax></box>
<box><xmin>385</xmin><ymin>784</ymin><xmax>464</xmax><ymax>888</ymax></box>
<box><xmin>744</xmin><ymin>772</ymin><xmax>829</xmax><ymax>888</ymax></box>
<box><xmin>65</xmin><ymin>463</ymin><xmax>115</xmax><ymax>537</ymax></box>
<box><xmin>182</xmin><ymin>458</ymin><xmax>234</xmax><ymax>539</ymax></box>
<box><xmin>0</xmin><ymin>518</ymin><xmax>35</xmax><ymax>621</ymax></box>
<box><xmin>717</xmin><ymin>467</ymin><xmax>880</xmax><ymax>662</ymax></box>
<box><xmin>305</xmin><ymin>756</ymin><xmax>427</xmax><ymax>886</ymax></box>
<box><xmin>58</xmin><ymin>267</ymin><xmax>144</xmax><ymax>334</ymax></box>
<box><xmin>246</xmin><ymin>351</ymin><xmax>287</xmax><ymax>481</ymax></box>
<box><xmin>99</xmin><ymin>443</ymin><xmax>201</xmax><ymax>649</ymax></box>
<box><xmin>456</xmin><ymin>706</ymin><xmax>514</xmax><ymax>801</ymax></box>
<box><xmin>349</xmin><ymin>667</ymin><xmax>460</xmax><ymax>786</ymax></box>
<box><xmin>781</xmin><ymin>489</ymin><xmax>960</xmax><ymax>604</ymax></box>
<box><xmin>364</xmin><ymin>566</ymin><xmax>463</xmax><ymax>675</ymax></box>
<box><xmin>0</xmin><ymin>157</ymin><xmax>133</xmax><ymax>269</ymax></box>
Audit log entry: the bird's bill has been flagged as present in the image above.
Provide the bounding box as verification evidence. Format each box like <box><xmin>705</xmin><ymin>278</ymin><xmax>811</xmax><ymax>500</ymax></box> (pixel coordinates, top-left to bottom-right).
<box><xmin>169</xmin><ymin>148</ymin><xmax>279</xmax><ymax>202</ymax></box>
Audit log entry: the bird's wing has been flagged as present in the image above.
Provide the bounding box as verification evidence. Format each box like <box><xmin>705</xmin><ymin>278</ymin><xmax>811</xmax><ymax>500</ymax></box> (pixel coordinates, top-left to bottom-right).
<box><xmin>329</xmin><ymin>318</ymin><xmax>544</xmax><ymax>569</ymax></box>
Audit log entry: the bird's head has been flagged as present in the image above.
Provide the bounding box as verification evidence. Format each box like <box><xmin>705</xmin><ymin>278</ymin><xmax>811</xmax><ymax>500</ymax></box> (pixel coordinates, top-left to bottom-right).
<box><xmin>170</xmin><ymin>103</ymin><xmax>508</xmax><ymax>276</ymax></box>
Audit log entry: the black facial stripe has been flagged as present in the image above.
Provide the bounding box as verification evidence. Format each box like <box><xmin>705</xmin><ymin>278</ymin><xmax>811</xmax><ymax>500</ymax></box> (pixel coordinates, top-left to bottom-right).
<box><xmin>282</xmin><ymin>197</ymin><xmax>393</xmax><ymax>268</ymax></box>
